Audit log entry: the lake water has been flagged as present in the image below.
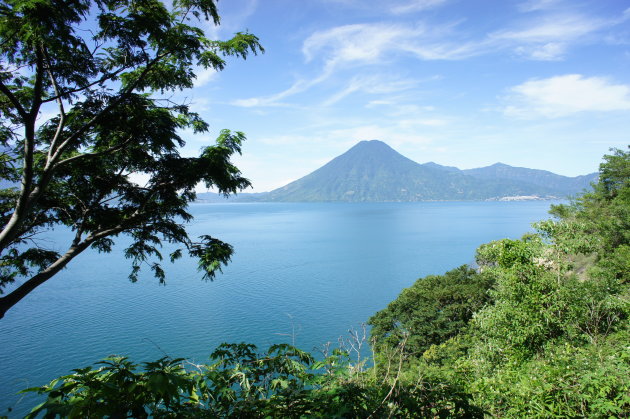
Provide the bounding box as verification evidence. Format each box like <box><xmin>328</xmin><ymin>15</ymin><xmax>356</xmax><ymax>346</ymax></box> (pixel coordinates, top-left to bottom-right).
<box><xmin>0</xmin><ymin>201</ymin><xmax>558</xmax><ymax>415</ymax></box>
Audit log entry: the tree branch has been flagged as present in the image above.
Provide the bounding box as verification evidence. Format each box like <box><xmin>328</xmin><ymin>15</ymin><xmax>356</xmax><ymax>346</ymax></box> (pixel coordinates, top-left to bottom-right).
<box><xmin>49</xmin><ymin>50</ymin><xmax>169</xmax><ymax>165</ymax></box>
<box><xmin>0</xmin><ymin>79</ymin><xmax>27</xmax><ymax>120</ymax></box>
<box><xmin>0</xmin><ymin>223</ymin><xmax>129</xmax><ymax>319</ymax></box>
<box><xmin>28</xmin><ymin>46</ymin><xmax>45</xmax><ymax>122</ymax></box>
<box><xmin>0</xmin><ymin>50</ymin><xmax>44</xmax><ymax>251</ymax></box>
<box><xmin>53</xmin><ymin>135</ymin><xmax>134</xmax><ymax>169</ymax></box>
<box><xmin>0</xmin><ymin>240</ymin><xmax>90</xmax><ymax>319</ymax></box>
<box><xmin>0</xmin><ymin>50</ymin><xmax>170</xmax><ymax>252</ymax></box>
<box><xmin>40</xmin><ymin>66</ymin><xmax>129</xmax><ymax>105</ymax></box>
<box><xmin>42</xmin><ymin>47</ymin><xmax>67</xmax><ymax>163</ymax></box>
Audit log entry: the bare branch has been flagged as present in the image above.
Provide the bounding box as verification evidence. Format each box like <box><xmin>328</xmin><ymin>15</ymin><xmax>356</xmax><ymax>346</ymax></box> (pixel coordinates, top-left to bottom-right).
<box><xmin>41</xmin><ymin>47</ymin><xmax>66</xmax><ymax>162</ymax></box>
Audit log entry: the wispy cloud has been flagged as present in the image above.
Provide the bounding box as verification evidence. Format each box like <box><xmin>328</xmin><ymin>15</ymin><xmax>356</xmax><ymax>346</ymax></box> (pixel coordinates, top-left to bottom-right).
<box><xmin>517</xmin><ymin>0</ymin><xmax>561</xmax><ymax>13</ymax></box>
<box><xmin>322</xmin><ymin>75</ymin><xmax>419</xmax><ymax>106</ymax></box>
<box><xmin>323</xmin><ymin>0</ymin><xmax>449</xmax><ymax>15</ymax></box>
<box><xmin>193</xmin><ymin>68</ymin><xmax>218</xmax><ymax>87</ymax></box>
<box><xmin>302</xmin><ymin>22</ymin><xmax>479</xmax><ymax>65</ymax></box>
<box><xmin>233</xmin><ymin>21</ymin><xmax>481</xmax><ymax>107</ymax></box>
<box><xmin>201</xmin><ymin>0</ymin><xmax>259</xmax><ymax>44</ymax></box>
<box><xmin>390</xmin><ymin>0</ymin><xmax>449</xmax><ymax>14</ymax></box>
<box><xmin>233</xmin><ymin>3</ymin><xmax>629</xmax><ymax>108</ymax></box>
<box><xmin>234</xmin><ymin>23</ymin><xmax>427</xmax><ymax>107</ymax></box>
<box><xmin>503</xmin><ymin>74</ymin><xmax>630</xmax><ymax>118</ymax></box>
<box><xmin>232</xmin><ymin>71</ymin><xmax>332</xmax><ymax>108</ymax></box>
<box><xmin>489</xmin><ymin>12</ymin><xmax>610</xmax><ymax>60</ymax></box>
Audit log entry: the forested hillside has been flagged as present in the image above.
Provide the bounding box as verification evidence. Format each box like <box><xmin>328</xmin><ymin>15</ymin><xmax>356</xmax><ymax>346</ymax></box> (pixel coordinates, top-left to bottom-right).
<box><xmin>367</xmin><ymin>147</ymin><xmax>629</xmax><ymax>417</ymax></box>
<box><xmin>18</xmin><ymin>147</ymin><xmax>629</xmax><ymax>418</ymax></box>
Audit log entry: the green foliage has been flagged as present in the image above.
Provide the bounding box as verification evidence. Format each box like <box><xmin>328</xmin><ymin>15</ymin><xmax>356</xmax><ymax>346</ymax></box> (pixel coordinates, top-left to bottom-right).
<box><xmin>597</xmin><ymin>146</ymin><xmax>630</xmax><ymax>199</ymax></box>
<box><xmin>369</xmin><ymin>265</ymin><xmax>494</xmax><ymax>358</ymax></box>
<box><xmin>24</xmin><ymin>342</ymin><xmax>485</xmax><ymax>418</ymax></box>
<box><xmin>371</xmin><ymin>146</ymin><xmax>630</xmax><ymax>416</ymax></box>
<box><xmin>470</xmin><ymin>330</ymin><xmax>630</xmax><ymax>418</ymax></box>
<box><xmin>548</xmin><ymin>146</ymin><xmax>630</xmax><ymax>283</ymax></box>
<box><xmin>23</xmin><ymin>344</ymin><xmax>322</xmax><ymax>418</ymax></box>
<box><xmin>0</xmin><ymin>0</ymin><xmax>263</xmax><ymax>318</ymax></box>
<box><xmin>23</xmin><ymin>356</ymin><xmax>198</xmax><ymax>418</ymax></box>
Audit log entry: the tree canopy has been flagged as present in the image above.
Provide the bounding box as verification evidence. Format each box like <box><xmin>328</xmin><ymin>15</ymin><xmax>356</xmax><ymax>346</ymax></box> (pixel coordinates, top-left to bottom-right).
<box><xmin>368</xmin><ymin>265</ymin><xmax>494</xmax><ymax>358</ymax></box>
<box><xmin>0</xmin><ymin>0</ymin><xmax>263</xmax><ymax>318</ymax></box>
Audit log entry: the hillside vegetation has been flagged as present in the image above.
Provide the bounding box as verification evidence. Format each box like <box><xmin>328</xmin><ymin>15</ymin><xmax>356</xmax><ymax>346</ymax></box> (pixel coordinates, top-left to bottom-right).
<box><xmin>16</xmin><ymin>147</ymin><xmax>629</xmax><ymax>418</ymax></box>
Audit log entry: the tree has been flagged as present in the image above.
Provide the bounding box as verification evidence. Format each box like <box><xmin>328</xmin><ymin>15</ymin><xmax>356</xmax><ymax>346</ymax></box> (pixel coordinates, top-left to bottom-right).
<box><xmin>368</xmin><ymin>265</ymin><xmax>494</xmax><ymax>358</ymax></box>
<box><xmin>546</xmin><ymin>146</ymin><xmax>629</xmax><ymax>283</ymax></box>
<box><xmin>0</xmin><ymin>0</ymin><xmax>263</xmax><ymax>318</ymax></box>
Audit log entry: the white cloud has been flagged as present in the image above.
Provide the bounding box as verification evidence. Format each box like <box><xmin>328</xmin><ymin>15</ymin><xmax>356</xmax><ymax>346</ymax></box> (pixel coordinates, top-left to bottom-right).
<box><xmin>235</xmin><ymin>24</ymin><xmax>433</xmax><ymax>107</ymax></box>
<box><xmin>365</xmin><ymin>100</ymin><xmax>396</xmax><ymax>108</ymax></box>
<box><xmin>503</xmin><ymin>74</ymin><xmax>630</xmax><ymax>118</ymax></box>
<box><xmin>189</xmin><ymin>97</ymin><xmax>210</xmax><ymax>112</ymax></box>
<box><xmin>514</xmin><ymin>42</ymin><xmax>566</xmax><ymax>61</ymax></box>
<box><xmin>234</xmin><ymin>4</ymin><xmax>629</xmax><ymax>108</ymax></box>
<box><xmin>231</xmin><ymin>98</ymin><xmax>262</xmax><ymax>108</ymax></box>
<box><xmin>390</xmin><ymin>0</ymin><xmax>449</xmax><ymax>14</ymax></box>
<box><xmin>517</xmin><ymin>0</ymin><xmax>560</xmax><ymax>12</ymax></box>
<box><xmin>322</xmin><ymin>0</ymin><xmax>448</xmax><ymax>15</ymax></box>
<box><xmin>302</xmin><ymin>23</ymin><xmax>409</xmax><ymax>64</ymax></box>
<box><xmin>322</xmin><ymin>75</ymin><xmax>419</xmax><ymax>106</ymax></box>
<box><xmin>492</xmin><ymin>14</ymin><xmax>605</xmax><ymax>43</ymax></box>
<box><xmin>193</xmin><ymin>68</ymin><xmax>218</xmax><ymax>87</ymax></box>
<box><xmin>300</xmin><ymin>11</ymin><xmax>618</xmax><ymax>82</ymax></box>
<box><xmin>232</xmin><ymin>70</ymin><xmax>332</xmax><ymax>108</ymax></box>
<box><xmin>489</xmin><ymin>13</ymin><xmax>608</xmax><ymax>60</ymax></box>
<box><xmin>303</xmin><ymin>22</ymin><xmax>478</xmax><ymax>66</ymax></box>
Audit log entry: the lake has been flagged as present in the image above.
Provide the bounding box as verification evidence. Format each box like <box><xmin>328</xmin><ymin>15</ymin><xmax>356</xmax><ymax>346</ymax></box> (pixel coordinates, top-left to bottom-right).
<box><xmin>0</xmin><ymin>201</ymin><xmax>558</xmax><ymax>415</ymax></box>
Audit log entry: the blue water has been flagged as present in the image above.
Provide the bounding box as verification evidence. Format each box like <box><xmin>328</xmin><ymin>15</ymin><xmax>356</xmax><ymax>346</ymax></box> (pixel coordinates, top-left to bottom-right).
<box><xmin>0</xmin><ymin>201</ymin><xmax>557</xmax><ymax>416</ymax></box>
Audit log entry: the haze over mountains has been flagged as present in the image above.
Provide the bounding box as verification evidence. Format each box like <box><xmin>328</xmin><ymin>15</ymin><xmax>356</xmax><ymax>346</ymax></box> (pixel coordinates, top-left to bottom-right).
<box><xmin>198</xmin><ymin>140</ymin><xmax>597</xmax><ymax>202</ymax></box>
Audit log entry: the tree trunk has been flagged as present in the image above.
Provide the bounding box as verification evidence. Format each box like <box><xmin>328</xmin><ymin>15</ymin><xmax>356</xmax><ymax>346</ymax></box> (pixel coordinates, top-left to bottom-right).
<box><xmin>0</xmin><ymin>241</ymin><xmax>91</xmax><ymax>319</ymax></box>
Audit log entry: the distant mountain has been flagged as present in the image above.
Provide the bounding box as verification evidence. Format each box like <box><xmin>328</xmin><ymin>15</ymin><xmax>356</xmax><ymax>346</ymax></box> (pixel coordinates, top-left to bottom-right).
<box><xmin>194</xmin><ymin>141</ymin><xmax>596</xmax><ymax>203</ymax></box>
<box><xmin>195</xmin><ymin>191</ymin><xmax>266</xmax><ymax>202</ymax></box>
<box><xmin>260</xmin><ymin>140</ymin><xmax>593</xmax><ymax>202</ymax></box>
<box><xmin>420</xmin><ymin>162</ymin><xmax>460</xmax><ymax>172</ymax></box>
<box><xmin>462</xmin><ymin>163</ymin><xmax>596</xmax><ymax>197</ymax></box>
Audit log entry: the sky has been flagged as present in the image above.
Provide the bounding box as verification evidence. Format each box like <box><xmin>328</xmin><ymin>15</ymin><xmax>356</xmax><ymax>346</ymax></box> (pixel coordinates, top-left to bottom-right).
<box><xmin>173</xmin><ymin>0</ymin><xmax>630</xmax><ymax>192</ymax></box>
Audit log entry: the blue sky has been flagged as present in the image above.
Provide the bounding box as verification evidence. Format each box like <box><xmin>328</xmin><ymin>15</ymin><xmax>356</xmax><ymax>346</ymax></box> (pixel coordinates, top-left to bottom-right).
<box><xmin>177</xmin><ymin>0</ymin><xmax>630</xmax><ymax>192</ymax></box>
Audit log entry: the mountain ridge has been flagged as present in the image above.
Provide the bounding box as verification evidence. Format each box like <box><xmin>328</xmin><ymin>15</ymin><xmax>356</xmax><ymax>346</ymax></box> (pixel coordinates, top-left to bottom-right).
<box><xmin>197</xmin><ymin>140</ymin><xmax>597</xmax><ymax>202</ymax></box>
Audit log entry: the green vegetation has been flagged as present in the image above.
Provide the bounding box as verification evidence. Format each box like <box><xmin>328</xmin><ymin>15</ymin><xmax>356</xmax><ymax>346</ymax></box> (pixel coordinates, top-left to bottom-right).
<box><xmin>20</xmin><ymin>147</ymin><xmax>628</xmax><ymax>417</ymax></box>
<box><xmin>368</xmin><ymin>265</ymin><xmax>494</xmax><ymax>358</ymax></box>
<box><xmin>0</xmin><ymin>0</ymin><xmax>263</xmax><ymax>318</ymax></box>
